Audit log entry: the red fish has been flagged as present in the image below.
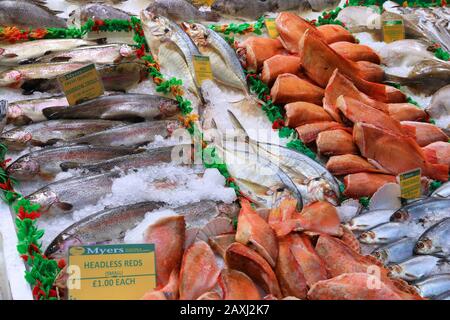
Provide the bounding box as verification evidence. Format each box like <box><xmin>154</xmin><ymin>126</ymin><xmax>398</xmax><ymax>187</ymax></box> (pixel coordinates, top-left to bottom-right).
<box><xmin>261</xmin><ymin>54</ymin><xmax>302</xmax><ymax>85</ymax></box>
<box><xmin>422</xmin><ymin>141</ymin><xmax>450</xmax><ymax>166</ymax></box>
<box><xmin>219</xmin><ymin>269</ymin><xmax>261</xmax><ymax>300</ymax></box>
<box><xmin>316</xmin><ymin>129</ymin><xmax>358</xmax><ymax>156</ymax></box>
<box><xmin>326</xmin><ymin>154</ymin><xmax>386</xmax><ymax>176</ymax></box>
<box><xmin>400</xmin><ymin>121</ymin><xmax>448</xmax><ymax>147</ymax></box>
<box><xmin>330</xmin><ymin>41</ymin><xmax>381</xmax><ymax>64</ymax></box>
<box><xmin>285</xmin><ymin>101</ymin><xmax>332</xmax><ymax>128</ymax></box>
<box><xmin>317</xmin><ymin>24</ymin><xmax>356</xmax><ymax>44</ymax></box>
<box><xmin>271</xmin><ymin>73</ymin><xmax>324</xmax><ymax>105</ymax></box>
<box><xmin>296</xmin><ymin>121</ymin><xmax>350</xmax><ymax>143</ymax></box>
<box><xmin>343</xmin><ymin>172</ymin><xmax>397</xmax><ymax>198</ymax></box>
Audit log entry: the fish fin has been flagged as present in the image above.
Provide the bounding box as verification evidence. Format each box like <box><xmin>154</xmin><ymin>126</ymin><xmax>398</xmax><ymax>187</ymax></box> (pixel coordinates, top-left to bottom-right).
<box><xmin>42</xmin><ymin>106</ymin><xmax>66</xmax><ymax>119</ymax></box>
<box><xmin>227</xmin><ymin>109</ymin><xmax>253</xmax><ymax>145</ymax></box>
<box><xmin>46</xmin><ymin>138</ymin><xmax>61</xmax><ymax>145</ymax></box>
<box><xmin>60</xmin><ymin>162</ymin><xmax>81</xmax><ymax>172</ymax></box>
<box><xmin>56</xmin><ymin>202</ymin><xmax>73</xmax><ymax>212</ymax></box>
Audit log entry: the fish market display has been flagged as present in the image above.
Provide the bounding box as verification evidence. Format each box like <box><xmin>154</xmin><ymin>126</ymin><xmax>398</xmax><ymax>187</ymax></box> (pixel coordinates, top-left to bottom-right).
<box><xmin>1</xmin><ymin>0</ymin><xmax>450</xmax><ymax>302</ymax></box>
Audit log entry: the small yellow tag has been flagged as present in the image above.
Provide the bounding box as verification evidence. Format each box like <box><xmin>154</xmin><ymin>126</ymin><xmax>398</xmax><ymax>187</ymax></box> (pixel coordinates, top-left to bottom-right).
<box><xmin>192</xmin><ymin>0</ymin><xmax>215</xmax><ymax>6</ymax></box>
<box><xmin>68</xmin><ymin>244</ymin><xmax>156</xmax><ymax>300</ymax></box>
<box><xmin>265</xmin><ymin>18</ymin><xmax>279</xmax><ymax>39</ymax></box>
<box><xmin>58</xmin><ymin>64</ymin><xmax>104</xmax><ymax>106</ymax></box>
<box><xmin>382</xmin><ymin>19</ymin><xmax>405</xmax><ymax>43</ymax></box>
<box><xmin>193</xmin><ymin>55</ymin><xmax>213</xmax><ymax>85</ymax></box>
<box><xmin>398</xmin><ymin>168</ymin><xmax>422</xmax><ymax>199</ymax></box>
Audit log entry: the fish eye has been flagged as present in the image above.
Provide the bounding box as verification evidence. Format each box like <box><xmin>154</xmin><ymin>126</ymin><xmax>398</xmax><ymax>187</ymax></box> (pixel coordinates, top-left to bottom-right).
<box><xmin>164</xmin><ymin>28</ymin><xmax>170</xmax><ymax>33</ymax></box>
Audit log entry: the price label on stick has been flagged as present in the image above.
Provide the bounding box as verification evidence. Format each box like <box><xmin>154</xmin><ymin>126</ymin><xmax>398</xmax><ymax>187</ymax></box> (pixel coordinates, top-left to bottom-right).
<box><xmin>398</xmin><ymin>168</ymin><xmax>421</xmax><ymax>200</ymax></box>
<box><xmin>58</xmin><ymin>64</ymin><xmax>104</xmax><ymax>105</ymax></box>
<box><xmin>382</xmin><ymin>19</ymin><xmax>405</xmax><ymax>43</ymax></box>
<box><xmin>68</xmin><ymin>244</ymin><xmax>156</xmax><ymax>300</ymax></box>
<box><xmin>193</xmin><ymin>55</ymin><xmax>213</xmax><ymax>85</ymax></box>
<box><xmin>265</xmin><ymin>18</ymin><xmax>279</xmax><ymax>39</ymax></box>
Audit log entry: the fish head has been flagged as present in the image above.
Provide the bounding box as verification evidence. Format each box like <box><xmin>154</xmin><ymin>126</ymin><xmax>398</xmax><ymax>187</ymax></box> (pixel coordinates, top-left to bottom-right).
<box><xmin>26</xmin><ymin>188</ymin><xmax>59</xmax><ymax>213</ymax></box>
<box><xmin>119</xmin><ymin>44</ymin><xmax>134</xmax><ymax>58</ymax></box>
<box><xmin>371</xmin><ymin>249</ymin><xmax>388</xmax><ymax>263</ymax></box>
<box><xmin>141</xmin><ymin>9</ymin><xmax>173</xmax><ymax>41</ymax></box>
<box><xmin>0</xmin><ymin>70</ymin><xmax>23</xmax><ymax>87</ymax></box>
<box><xmin>45</xmin><ymin>233</ymin><xmax>83</xmax><ymax>260</ymax></box>
<box><xmin>6</xmin><ymin>104</ymin><xmax>27</xmax><ymax>125</ymax></box>
<box><xmin>390</xmin><ymin>208</ymin><xmax>410</xmax><ymax>222</ymax></box>
<box><xmin>180</xmin><ymin>22</ymin><xmax>209</xmax><ymax>47</ymax></box>
<box><xmin>414</xmin><ymin>237</ymin><xmax>434</xmax><ymax>254</ymax></box>
<box><xmin>1</xmin><ymin>130</ymin><xmax>32</xmax><ymax>149</ymax></box>
<box><xmin>6</xmin><ymin>156</ymin><xmax>40</xmax><ymax>180</ymax></box>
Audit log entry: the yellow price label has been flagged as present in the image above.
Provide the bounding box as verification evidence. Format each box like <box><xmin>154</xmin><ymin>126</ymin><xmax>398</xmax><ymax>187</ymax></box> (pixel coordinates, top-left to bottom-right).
<box><xmin>58</xmin><ymin>64</ymin><xmax>104</xmax><ymax>106</ymax></box>
<box><xmin>398</xmin><ymin>168</ymin><xmax>421</xmax><ymax>200</ymax></box>
<box><xmin>265</xmin><ymin>18</ymin><xmax>279</xmax><ymax>39</ymax></box>
<box><xmin>68</xmin><ymin>244</ymin><xmax>156</xmax><ymax>300</ymax></box>
<box><xmin>382</xmin><ymin>19</ymin><xmax>405</xmax><ymax>43</ymax></box>
<box><xmin>192</xmin><ymin>0</ymin><xmax>215</xmax><ymax>6</ymax></box>
<box><xmin>193</xmin><ymin>55</ymin><xmax>213</xmax><ymax>85</ymax></box>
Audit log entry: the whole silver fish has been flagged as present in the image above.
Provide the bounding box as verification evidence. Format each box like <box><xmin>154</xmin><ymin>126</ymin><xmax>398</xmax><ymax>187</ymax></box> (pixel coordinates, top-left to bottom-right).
<box><xmin>147</xmin><ymin>0</ymin><xmax>220</xmax><ymax>22</ymax></box>
<box><xmin>35</xmin><ymin>44</ymin><xmax>136</xmax><ymax>65</ymax></box>
<box><xmin>210</xmin><ymin>0</ymin><xmax>328</xmax><ymax>19</ymax></box>
<box><xmin>0</xmin><ymin>0</ymin><xmax>66</xmax><ymax>28</ymax></box>
<box><xmin>427</xmin><ymin>85</ymin><xmax>450</xmax><ymax>135</ymax></box>
<box><xmin>65</xmin><ymin>145</ymin><xmax>189</xmax><ymax>172</ymax></box>
<box><xmin>359</xmin><ymin>222</ymin><xmax>409</xmax><ymax>244</ymax></box>
<box><xmin>69</xmin><ymin>120</ymin><xmax>182</xmax><ymax>147</ymax></box>
<box><xmin>347</xmin><ymin>209</ymin><xmax>396</xmax><ymax>232</ymax></box>
<box><xmin>6</xmin><ymin>96</ymin><xmax>69</xmax><ymax>125</ymax></box>
<box><xmin>371</xmin><ymin>237</ymin><xmax>417</xmax><ymax>264</ymax></box>
<box><xmin>141</xmin><ymin>10</ymin><xmax>205</xmax><ymax>103</ymax></box>
<box><xmin>6</xmin><ymin>145</ymin><xmax>141</xmax><ymax>181</ymax></box>
<box><xmin>415</xmin><ymin>217</ymin><xmax>450</xmax><ymax>256</ymax></box>
<box><xmin>45</xmin><ymin>200</ymin><xmax>239</xmax><ymax>259</ymax></box>
<box><xmin>0</xmin><ymin>119</ymin><xmax>125</xmax><ymax>150</ymax></box>
<box><xmin>42</xmin><ymin>93</ymin><xmax>179</xmax><ymax>122</ymax></box>
<box><xmin>413</xmin><ymin>273</ymin><xmax>450</xmax><ymax>298</ymax></box>
<box><xmin>25</xmin><ymin>171</ymin><xmax>119</xmax><ymax>216</ymax></box>
<box><xmin>182</xmin><ymin>22</ymin><xmax>248</xmax><ymax>93</ymax></box>
<box><xmin>0</xmin><ymin>39</ymin><xmax>98</xmax><ymax>66</ymax></box>
<box><xmin>390</xmin><ymin>198</ymin><xmax>450</xmax><ymax>224</ymax></box>
<box><xmin>388</xmin><ymin>255</ymin><xmax>445</xmax><ymax>281</ymax></box>
<box><xmin>68</xmin><ymin>3</ymin><xmax>131</xmax><ymax>25</ymax></box>
<box><xmin>432</xmin><ymin>182</ymin><xmax>450</xmax><ymax>199</ymax></box>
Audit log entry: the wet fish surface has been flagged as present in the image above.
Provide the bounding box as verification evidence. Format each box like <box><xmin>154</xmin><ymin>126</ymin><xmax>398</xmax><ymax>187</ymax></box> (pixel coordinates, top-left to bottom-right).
<box><xmin>359</xmin><ymin>222</ymin><xmax>409</xmax><ymax>244</ymax></box>
<box><xmin>347</xmin><ymin>209</ymin><xmax>396</xmax><ymax>232</ymax></box>
<box><xmin>388</xmin><ymin>255</ymin><xmax>445</xmax><ymax>281</ymax></box>
<box><xmin>390</xmin><ymin>198</ymin><xmax>450</xmax><ymax>225</ymax></box>
<box><xmin>6</xmin><ymin>96</ymin><xmax>69</xmax><ymax>125</ymax></box>
<box><xmin>147</xmin><ymin>0</ymin><xmax>220</xmax><ymax>22</ymax></box>
<box><xmin>371</xmin><ymin>237</ymin><xmax>417</xmax><ymax>264</ymax></box>
<box><xmin>68</xmin><ymin>3</ymin><xmax>131</xmax><ymax>25</ymax></box>
<box><xmin>415</xmin><ymin>217</ymin><xmax>450</xmax><ymax>257</ymax></box>
<box><xmin>413</xmin><ymin>273</ymin><xmax>450</xmax><ymax>298</ymax></box>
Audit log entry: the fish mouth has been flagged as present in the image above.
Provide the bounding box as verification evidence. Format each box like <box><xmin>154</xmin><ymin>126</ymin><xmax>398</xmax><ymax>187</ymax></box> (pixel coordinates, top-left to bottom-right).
<box><xmin>45</xmin><ymin>234</ymin><xmax>82</xmax><ymax>260</ymax></box>
<box><xmin>414</xmin><ymin>238</ymin><xmax>433</xmax><ymax>254</ymax></box>
<box><xmin>387</xmin><ymin>264</ymin><xmax>402</xmax><ymax>277</ymax></box>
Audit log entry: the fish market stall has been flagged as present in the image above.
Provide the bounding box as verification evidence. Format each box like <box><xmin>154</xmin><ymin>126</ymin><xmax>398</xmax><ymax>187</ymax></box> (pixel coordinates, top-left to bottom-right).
<box><xmin>0</xmin><ymin>0</ymin><xmax>449</xmax><ymax>301</ymax></box>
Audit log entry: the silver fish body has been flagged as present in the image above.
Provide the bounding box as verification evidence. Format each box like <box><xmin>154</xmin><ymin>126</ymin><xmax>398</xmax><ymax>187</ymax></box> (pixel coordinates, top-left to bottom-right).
<box><xmin>371</xmin><ymin>237</ymin><xmax>417</xmax><ymax>264</ymax></box>
<box><xmin>25</xmin><ymin>171</ymin><xmax>119</xmax><ymax>216</ymax></box>
<box><xmin>35</xmin><ymin>44</ymin><xmax>137</xmax><ymax>65</ymax></box>
<box><xmin>433</xmin><ymin>290</ymin><xmax>450</xmax><ymax>300</ymax></box>
<box><xmin>0</xmin><ymin>0</ymin><xmax>66</xmax><ymax>28</ymax></box>
<box><xmin>0</xmin><ymin>39</ymin><xmax>98</xmax><ymax>66</ymax></box>
<box><xmin>413</xmin><ymin>273</ymin><xmax>450</xmax><ymax>298</ymax></box>
<box><xmin>70</xmin><ymin>145</ymin><xmax>188</xmax><ymax>173</ymax></box>
<box><xmin>427</xmin><ymin>85</ymin><xmax>450</xmax><ymax>135</ymax></box>
<box><xmin>388</xmin><ymin>255</ymin><xmax>444</xmax><ymax>281</ymax></box>
<box><xmin>415</xmin><ymin>217</ymin><xmax>450</xmax><ymax>256</ymax></box>
<box><xmin>347</xmin><ymin>209</ymin><xmax>396</xmax><ymax>232</ymax></box>
<box><xmin>182</xmin><ymin>22</ymin><xmax>248</xmax><ymax>93</ymax></box>
<box><xmin>6</xmin><ymin>96</ymin><xmax>69</xmax><ymax>125</ymax></box>
<box><xmin>390</xmin><ymin>198</ymin><xmax>450</xmax><ymax>224</ymax></box>
<box><xmin>359</xmin><ymin>222</ymin><xmax>409</xmax><ymax>244</ymax></box>
<box><xmin>6</xmin><ymin>145</ymin><xmax>140</xmax><ymax>181</ymax></box>
<box><xmin>69</xmin><ymin>120</ymin><xmax>182</xmax><ymax>147</ymax></box>
<box><xmin>42</xmin><ymin>93</ymin><xmax>179</xmax><ymax>122</ymax></box>
<box><xmin>68</xmin><ymin>3</ymin><xmax>131</xmax><ymax>25</ymax></box>
<box><xmin>45</xmin><ymin>200</ymin><xmax>238</xmax><ymax>259</ymax></box>
<box><xmin>147</xmin><ymin>0</ymin><xmax>220</xmax><ymax>22</ymax></box>
<box><xmin>0</xmin><ymin>119</ymin><xmax>126</xmax><ymax>150</ymax></box>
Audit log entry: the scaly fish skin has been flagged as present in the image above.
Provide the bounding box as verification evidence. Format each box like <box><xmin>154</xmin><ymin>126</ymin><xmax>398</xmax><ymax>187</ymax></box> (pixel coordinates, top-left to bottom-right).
<box><xmin>390</xmin><ymin>198</ymin><xmax>450</xmax><ymax>224</ymax></box>
<box><xmin>68</xmin><ymin>3</ymin><xmax>131</xmax><ymax>25</ymax></box>
<box><xmin>0</xmin><ymin>0</ymin><xmax>66</xmax><ymax>28</ymax></box>
<box><xmin>388</xmin><ymin>255</ymin><xmax>444</xmax><ymax>281</ymax></box>
<box><xmin>371</xmin><ymin>237</ymin><xmax>417</xmax><ymax>264</ymax></box>
<box><xmin>413</xmin><ymin>273</ymin><xmax>450</xmax><ymax>298</ymax></box>
<box><xmin>359</xmin><ymin>222</ymin><xmax>409</xmax><ymax>244</ymax></box>
<box><xmin>6</xmin><ymin>145</ymin><xmax>140</xmax><ymax>181</ymax></box>
<box><xmin>347</xmin><ymin>209</ymin><xmax>396</xmax><ymax>232</ymax></box>
<box><xmin>6</xmin><ymin>96</ymin><xmax>69</xmax><ymax>125</ymax></box>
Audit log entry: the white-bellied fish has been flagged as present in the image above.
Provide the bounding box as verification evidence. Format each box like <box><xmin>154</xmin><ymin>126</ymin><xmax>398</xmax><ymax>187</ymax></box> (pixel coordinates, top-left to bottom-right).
<box><xmin>390</xmin><ymin>198</ymin><xmax>450</xmax><ymax>225</ymax></box>
<box><xmin>359</xmin><ymin>222</ymin><xmax>409</xmax><ymax>244</ymax></box>
<box><xmin>147</xmin><ymin>0</ymin><xmax>220</xmax><ymax>22</ymax></box>
<box><xmin>371</xmin><ymin>237</ymin><xmax>417</xmax><ymax>264</ymax></box>
<box><xmin>413</xmin><ymin>273</ymin><xmax>450</xmax><ymax>298</ymax></box>
<box><xmin>388</xmin><ymin>255</ymin><xmax>446</xmax><ymax>281</ymax></box>
<box><xmin>432</xmin><ymin>182</ymin><xmax>450</xmax><ymax>199</ymax></box>
<box><xmin>347</xmin><ymin>209</ymin><xmax>397</xmax><ymax>232</ymax></box>
<box><xmin>0</xmin><ymin>0</ymin><xmax>66</xmax><ymax>28</ymax></box>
